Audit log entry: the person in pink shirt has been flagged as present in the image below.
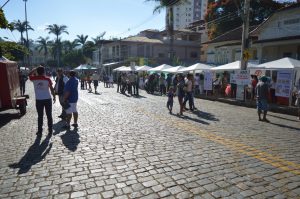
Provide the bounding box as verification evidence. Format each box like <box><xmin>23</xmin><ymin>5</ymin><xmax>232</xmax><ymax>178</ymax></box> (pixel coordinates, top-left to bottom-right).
<box><xmin>29</xmin><ymin>66</ymin><xmax>56</xmax><ymax>135</ymax></box>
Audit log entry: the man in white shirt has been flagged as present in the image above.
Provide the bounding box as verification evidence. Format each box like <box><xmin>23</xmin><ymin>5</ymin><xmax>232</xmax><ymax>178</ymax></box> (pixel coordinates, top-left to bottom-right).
<box><xmin>92</xmin><ymin>71</ymin><xmax>100</xmax><ymax>94</ymax></box>
<box><xmin>55</xmin><ymin>68</ymin><xmax>69</xmax><ymax>119</ymax></box>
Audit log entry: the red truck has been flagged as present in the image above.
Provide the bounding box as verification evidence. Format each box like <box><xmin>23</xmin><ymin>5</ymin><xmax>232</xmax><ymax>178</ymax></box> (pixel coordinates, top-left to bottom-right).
<box><xmin>0</xmin><ymin>58</ymin><xmax>28</xmax><ymax>115</ymax></box>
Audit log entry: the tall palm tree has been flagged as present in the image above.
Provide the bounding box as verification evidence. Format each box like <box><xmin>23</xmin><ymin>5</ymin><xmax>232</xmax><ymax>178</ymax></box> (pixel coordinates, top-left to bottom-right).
<box><xmin>75</xmin><ymin>34</ymin><xmax>88</xmax><ymax>47</ymax></box>
<box><xmin>12</xmin><ymin>20</ymin><xmax>34</xmax><ymax>45</ymax></box>
<box><xmin>46</xmin><ymin>24</ymin><xmax>69</xmax><ymax>67</ymax></box>
<box><xmin>36</xmin><ymin>36</ymin><xmax>50</xmax><ymax>64</ymax></box>
<box><xmin>146</xmin><ymin>0</ymin><xmax>185</xmax><ymax>64</ymax></box>
<box><xmin>62</xmin><ymin>40</ymin><xmax>80</xmax><ymax>53</ymax></box>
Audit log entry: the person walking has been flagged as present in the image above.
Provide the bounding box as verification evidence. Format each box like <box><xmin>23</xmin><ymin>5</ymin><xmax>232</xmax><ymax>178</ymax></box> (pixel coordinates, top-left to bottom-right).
<box><xmin>19</xmin><ymin>70</ymin><xmax>28</xmax><ymax>96</ymax></box>
<box><xmin>92</xmin><ymin>71</ymin><xmax>100</xmax><ymax>94</ymax></box>
<box><xmin>29</xmin><ymin>66</ymin><xmax>56</xmax><ymax>135</ymax></box>
<box><xmin>63</xmin><ymin>71</ymin><xmax>79</xmax><ymax>129</ymax></box>
<box><xmin>255</xmin><ymin>76</ymin><xmax>270</xmax><ymax>122</ymax></box>
<box><xmin>117</xmin><ymin>74</ymin><xmax>122</xmax><ymax>93</ymax></box>
<box><xmin>176</xmin><ymin>75</ymin><xmax>185</xmax><ymax>116</ymax></box>
<box><xmin>183</xmin><ymin>74</ymin><xmax>194</xmax><ymax>111</ymax></box>
<box><xmin>166</xmin><ymin>87</ymin><xmax>175</xmax><ymax>114</ymax></box>
<box><xmin>55</xmin><ymin>68</ymin><xmax>69</xmax><ymax>120</ymax></box>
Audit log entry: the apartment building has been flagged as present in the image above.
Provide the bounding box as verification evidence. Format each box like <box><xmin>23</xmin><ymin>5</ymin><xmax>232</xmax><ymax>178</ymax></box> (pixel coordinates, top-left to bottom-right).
<box><xmin>172</xmin><ymin>0</ymin><xmax>208</xmax><ymax>30</ymax></box>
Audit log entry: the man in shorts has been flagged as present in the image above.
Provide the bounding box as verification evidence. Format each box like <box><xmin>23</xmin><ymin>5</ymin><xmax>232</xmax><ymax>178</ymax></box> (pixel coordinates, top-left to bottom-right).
<box><xmin>92</xmin><ymin>71</ymin><xmax>100</xmax><ymax>94</ymax></box>
<box><xmin>63</xmin><ymin>71</ymin><xmax>79</xmax><ymax>129</ymax></box>
<box><xmin>255</xmin><ymin>76</ymin><xmax>270</xmax><ymax>122</ymax></box>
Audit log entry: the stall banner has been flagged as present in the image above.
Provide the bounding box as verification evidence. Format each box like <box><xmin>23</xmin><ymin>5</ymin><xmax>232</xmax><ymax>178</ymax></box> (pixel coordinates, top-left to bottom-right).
<box><xmin>275</xmin><ymin>70</ymin><xmax>292</xmax><ymax>98</ymax></box>
<box><xmin>204</xmin><ymin>71</ymin><xmax>213</xmax><ymax>90</ymax></box>
<box><xmin>236</xmin><ymin>85</ymin><xmax>244</xmax><ymax>100</ymax></box>
<box><xmin>235</xmin><ymin>70</ymin><xmax>251</xmax><ymax>85</ymax></box>
<box><xmin>230</xmin><ymin>74</ymin><xmax>237</xmax><ymax>84</ymax></box>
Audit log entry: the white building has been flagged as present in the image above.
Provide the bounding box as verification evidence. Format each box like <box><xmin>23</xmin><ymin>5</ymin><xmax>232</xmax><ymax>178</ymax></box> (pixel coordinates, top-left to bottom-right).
<box><xmin>172</xmin><ymin>0</ymin><xmax>208</xmax><ymax>30</ymax></box>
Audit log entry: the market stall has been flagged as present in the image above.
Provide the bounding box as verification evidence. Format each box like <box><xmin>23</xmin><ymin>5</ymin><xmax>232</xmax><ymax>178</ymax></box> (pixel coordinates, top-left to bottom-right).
<box><xmin>148</xmin><ymin>64</ymin><xmax>172</xmax><ymax>73</ymax></box>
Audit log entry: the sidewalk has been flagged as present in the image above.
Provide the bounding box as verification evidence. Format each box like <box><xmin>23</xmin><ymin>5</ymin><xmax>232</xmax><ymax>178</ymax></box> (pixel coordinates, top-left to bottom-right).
<box><xmin>197</xmin><ymin>95</ymin><xmax>299</xmax><ymax>116</ymax></box>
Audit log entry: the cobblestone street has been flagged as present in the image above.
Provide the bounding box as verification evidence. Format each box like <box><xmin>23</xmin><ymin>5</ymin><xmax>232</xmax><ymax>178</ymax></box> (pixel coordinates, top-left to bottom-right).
<box><xmin>0</xmin><ymin>82</ymin><xmax>299</xmax><ymax>199</ymax></box>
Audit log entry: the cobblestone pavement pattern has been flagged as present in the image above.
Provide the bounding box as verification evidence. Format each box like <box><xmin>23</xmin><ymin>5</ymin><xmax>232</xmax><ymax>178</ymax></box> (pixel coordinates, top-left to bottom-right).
<box><xmin>0</xmin><ymin>82</ymin><xmax>299</xmax><ymax>199</ymax></box>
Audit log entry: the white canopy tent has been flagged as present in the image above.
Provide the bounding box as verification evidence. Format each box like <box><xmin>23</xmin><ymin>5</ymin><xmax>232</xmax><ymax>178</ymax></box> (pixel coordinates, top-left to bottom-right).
<box><xmin>162</xmin><ymin>66</ymin><xmax>186</xmax><ymax>73</ymax></box>
<box><xmin>117</xmin><ymin>66</ymin><xmax>139</xmax><ymax>72</ymax></box>
<box><xmin>247</xmin><ymin>57</ymin><xmax>300</xmax><ymax>70</ymax></box>
<box><xmin>211</xmin><ymin>61</ymin><xmax>258</xmax><ymax>71</ymax></box>
<box><xmin>179</xmin><ymin>63</ymin><xmax>212</xmax><ymax>73</ymax></box>
<box><xmin>112</xmin><ymin>66</ymin><xmax>127</xmax><ymax>72</ymax></box>
<box><xmin>148</xmin><ymin>64</ymin><xmax>172</xmax><ymax>72</ymax></box>
<box><xmin>136</xmin><ymin>65</ymin><xmax>152</xmax><ymax>72</ymax></box>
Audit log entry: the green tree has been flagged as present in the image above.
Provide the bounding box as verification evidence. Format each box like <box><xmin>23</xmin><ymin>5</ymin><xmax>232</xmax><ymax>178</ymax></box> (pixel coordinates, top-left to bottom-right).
<box><xmin>0</xmin><ymin>9</ymin><xmax>13</xmax><ymax>30</ymax></box>
<box><xmin>12</xmin><ymin>20</ymin><xmax>34</xmax><ymax>45</ymax></box>
<box><xmin>62</xmin><ymin>50</ymin><xmax>85</xmax><ymax>67</ymax></box>
<box><xmin>83</xmin><ymin>41</ymin><xmax>96</xmax><ymax>60</ymax></box>
<box><xmin>146</xmin><ymin>0</ymin><xmax>186</xmax><ymax>64</ymax></box>
<box><xmin>36</xmin><ymin>36</ymin><xmax>50</xmax><ymax>64</ymax></box>
<box><xmin>0</xmin><ymin>41</ymin><xmax>28</xmax><ymax>61</ymax></box>
<box><xmin>62</xmin><ymin>40</ymin><xmax>80</xmax><ymax>53</ymax></box>
<box><xmin>205</xmin><ymin>0</ymin><xmax>289</xmax><ymax>39</ymax></box>
<box><xmin>46</xmin><ymin>24</ymin><xmax>69</xmax><ymax>67</ymax></box>
<box><xmin>75</xmin><ymin>34</ymin><xmax>88</xmax><ymax>47</ymax></box>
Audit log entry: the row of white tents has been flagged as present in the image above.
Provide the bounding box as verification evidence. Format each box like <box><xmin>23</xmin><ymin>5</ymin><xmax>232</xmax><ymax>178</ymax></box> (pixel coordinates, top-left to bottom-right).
<box><xmin>112</xmin><ymin>57</ymin><xmax>300</xmax><ymax>74</ymax></box>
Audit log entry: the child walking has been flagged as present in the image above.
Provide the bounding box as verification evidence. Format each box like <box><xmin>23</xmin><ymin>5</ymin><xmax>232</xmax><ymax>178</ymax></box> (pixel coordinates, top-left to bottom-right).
<box><xmin>167</xmin><ymin>87</ymin><xmax>175</xmax><ymax>114</ymax></box>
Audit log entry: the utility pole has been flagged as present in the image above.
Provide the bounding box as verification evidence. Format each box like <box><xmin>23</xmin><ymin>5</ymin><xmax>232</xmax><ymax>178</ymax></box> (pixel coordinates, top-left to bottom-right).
<box><xmin>240</xmin><ymin>0</ymin><xmax>250</xmax><ymax>70</ymax></box>
<box><xmin>23</xmin><ymin>0</ymin><xmax>30</xmax><ymax>67</ymax></box>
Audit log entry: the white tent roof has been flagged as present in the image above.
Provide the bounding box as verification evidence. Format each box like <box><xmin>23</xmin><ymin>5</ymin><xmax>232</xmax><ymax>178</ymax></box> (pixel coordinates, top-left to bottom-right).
<box><xmin>113</xmin><ymin>66</ymin><xmax>127</xmax><ymax>72</ymax></box>
<box><xmin>136</xmin><ymin>65</ymin><xmax>152</xmax><ymax>72</ymax></box>
<box><xmin>211</xmin><ymin>61</ymin><xmax>257</xmax><ymax>71</ymax></box>
<box><xmin>179</xmin><ymin>63</ymin><xmax>212</xmax><ymax>72</ymax></box>
<box><xmin>148</xmin><ymin>64</ymin><xmax>172</xmax><ymax>72</ymax></box>
<box><xmin>118</xmin><ymin>66</ymin><xmax>139</xmax><ymax>72</ymax></box>
<box><xmin>162</xmin><ymin>66</ymin><xmax>186</xmax><ymax>73</ymax></box>
<box><xmin>248</xmin><ymin>57</ymin><xmax>300</xmax><ymax>70</ymax></box>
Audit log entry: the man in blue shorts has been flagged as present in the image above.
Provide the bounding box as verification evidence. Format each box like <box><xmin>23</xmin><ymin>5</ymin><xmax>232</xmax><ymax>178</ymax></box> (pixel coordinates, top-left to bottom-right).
<box><xmin>255</xmin><ymin>76</ymin><xmax>270</xmax><ymax>122</ymax></box>
<box><xmin>63</xmin><ymin>71</ymin><xmax>79</xmax><ymax>129</ymax></box>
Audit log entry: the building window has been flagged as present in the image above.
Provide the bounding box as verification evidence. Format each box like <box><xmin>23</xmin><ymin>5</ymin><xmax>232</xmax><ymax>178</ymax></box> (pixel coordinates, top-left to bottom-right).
<box><xmin>190</xmin><ymin>51</ymin><xmax>198</xmax><ymax>58</ymax></box>
<box><xmin>158</xmin><ymin>53</ymin><xmax>164</xmax><ymax>58</ymax></box>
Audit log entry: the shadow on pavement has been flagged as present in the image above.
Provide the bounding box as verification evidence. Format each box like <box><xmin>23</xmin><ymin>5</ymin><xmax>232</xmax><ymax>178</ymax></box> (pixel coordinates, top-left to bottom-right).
<box><xmin>174</xmin><ymin>114</ymin><xmax>210</xmax><ymax>125</ymax></box>
<box><xmin>191</xmin><ymin>110</ymin><xmax>219</xmax><ymax>122</ymax></box>
<box><xmin>268</xmin><ymin>114</ymin><xmax>299</xmax><ymax>122</ymax></box>
<box><xmin>269</xmin><ymin>122</ymin><xmax>300</xmax><ymax>132</ymax></box>
<box><xmin>9</xmin><ymin>134</ymin><xmax>52</xmax><ymax>174</ymax></box>
<box><xmin>132</xmin><ymin>95</ymin><xmax>146</xmax><ymax>99</ymax></box>
<box><xmin>0</xmin><ymin>113</ymin><xmax>22</xmax><ymax>128</ymax></box>
<box><xmin>61</xmin><ymin>128</ymin><xmax>80</xmax><ymax>152</ymax></box>
<box><xmin>53</xmin><ymin>120</ymin><xmax>66</xmax><ymax>135</ymax></box>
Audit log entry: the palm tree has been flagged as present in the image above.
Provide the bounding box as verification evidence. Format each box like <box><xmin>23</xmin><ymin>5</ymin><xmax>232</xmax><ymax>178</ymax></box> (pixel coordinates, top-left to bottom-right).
<box><xmin>12</xmin><ymin>20</ymin><xmax>34</xmax><ymax>46</ymax></box>
<box><xmin>46</xmin><ymin>24</ymin><xmax>69</xmax><ymax>67</ymax></box>
<box><xmin>146</xmin><ymin>0</ymin><xmax>185</xmax><ymax>64</ymax></box>
<box><xmin>36</xmin><ymin>36</ymin><xmax>50</xmax><ymax>64</ymax></box>
<box><xmin>62</xmin><ymin>40</ymin><xmax>80</xmax><ymax>53</ymax></box>
<box><xmin>75</xmin><ymin>34</ymin><xmax>88</xmax><ymax>47</ymax></box>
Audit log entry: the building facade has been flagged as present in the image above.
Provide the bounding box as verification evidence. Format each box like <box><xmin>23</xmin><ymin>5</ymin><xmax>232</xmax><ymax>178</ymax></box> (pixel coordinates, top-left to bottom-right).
<box><xmin>202</xmin><ymin>4</ymin><xmax>300</xmax><ymax>65</ymax></box>
<box><xmin>172</xmin><ymin>0</ymin><xmax>208</xmax><ymax>30</ymax></box>
<box><xmin>93</xmin><ymin>29</ymin><xmax>202</xmax><ymax>74</ymax></box>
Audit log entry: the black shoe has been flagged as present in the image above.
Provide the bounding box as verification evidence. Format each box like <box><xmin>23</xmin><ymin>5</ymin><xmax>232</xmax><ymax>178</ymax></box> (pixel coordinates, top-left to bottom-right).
<box><xmin>36</xmin><ymin>130</ymin><xmax>42</xmax><ymax>135</ymax></box>
<box><xmin>262</xmin><ymin>118</ymin><xmax>270</xmax><ymax>123</ymax></box>
<box><xmin>58</xmin><ymin>115</ymin><xmax>63</xmax><ymax>118</ymax></box>
<box><xmin>71</xmin><ymin>124</ymin><xmax>78</xmax><ymax>128</ymax></box>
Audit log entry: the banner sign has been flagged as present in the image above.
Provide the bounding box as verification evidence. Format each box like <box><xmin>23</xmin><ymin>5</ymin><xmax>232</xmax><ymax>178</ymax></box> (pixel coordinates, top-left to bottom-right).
<box><xmin>204</xmin><ymin>71</ymin><xmax>213</xmax><ymax>91</ymax></box>
<box><xmin>275</xmin><ymin>70</ymin><xmax>292</xmax><ymax>98</ymax></box>
<box><xmin>235</xmin><ymin>70</ymin><xmax>251</xmax><ymax>85</ymax></box>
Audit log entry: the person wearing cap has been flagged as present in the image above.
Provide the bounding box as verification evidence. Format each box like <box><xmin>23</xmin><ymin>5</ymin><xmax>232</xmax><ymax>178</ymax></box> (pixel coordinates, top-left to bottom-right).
<box><xmin>255</xmin><ymin>76</ymin><xmax>270</xmax><ymax>122</ymax></box>
<box><xmin>63</xmin><ymin>70</ymin><xmax>79</xmax><ymax>129</ymax></box>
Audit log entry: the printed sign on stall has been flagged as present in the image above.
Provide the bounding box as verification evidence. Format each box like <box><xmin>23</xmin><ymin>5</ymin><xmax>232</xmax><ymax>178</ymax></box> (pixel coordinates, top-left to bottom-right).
<box><xmin>204</xmin><ymin>71</ymin><xmax>213</xmax><ymax>91</ymax></box>
<box><xmin>275</xmin><ymin>70</ymin><xmax>292</xmax><ymax>98</ymax></box>
<box><xmin>235</xmin><ymin>70</ymin><xmax>251</xmax><ymax>85</ymax></box>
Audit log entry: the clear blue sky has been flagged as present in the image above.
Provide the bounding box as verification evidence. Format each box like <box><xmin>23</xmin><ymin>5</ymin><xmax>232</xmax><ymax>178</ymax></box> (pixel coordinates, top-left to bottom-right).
<box><xmin>0</xmin><ymin>0</ymin><xmax>166</xmax><ymax>42</ymax></box>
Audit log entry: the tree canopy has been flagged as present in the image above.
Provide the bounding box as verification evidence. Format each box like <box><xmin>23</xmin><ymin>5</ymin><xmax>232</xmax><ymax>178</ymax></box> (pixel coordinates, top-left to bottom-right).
<box><xmin>205</xmin><ymin>0</ymin><xmax>291</xmax><ymax>40</ymax></box>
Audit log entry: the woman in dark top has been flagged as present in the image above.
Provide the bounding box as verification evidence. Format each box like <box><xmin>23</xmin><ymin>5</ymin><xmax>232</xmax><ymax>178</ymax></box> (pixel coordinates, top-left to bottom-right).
<box><xmin>176</xmin><ymin>75</ymin><xmax>185</xmax><ymax>116</ymax></box>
